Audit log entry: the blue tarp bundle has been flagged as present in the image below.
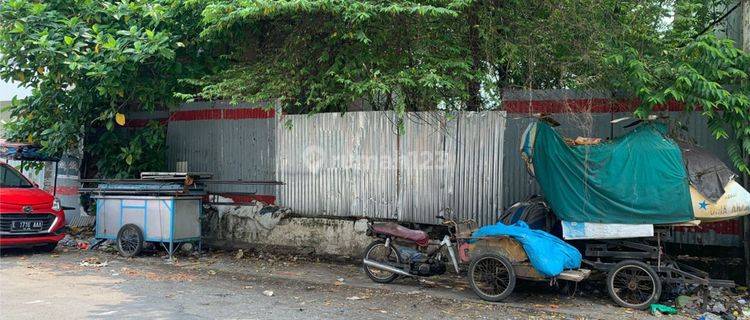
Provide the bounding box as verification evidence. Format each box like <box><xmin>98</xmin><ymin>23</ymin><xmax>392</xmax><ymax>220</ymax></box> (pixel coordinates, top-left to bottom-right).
<box><xmin>471</xmin><ymin>221</ymin><xmax>582</xmax><ymax>277</ymax></box>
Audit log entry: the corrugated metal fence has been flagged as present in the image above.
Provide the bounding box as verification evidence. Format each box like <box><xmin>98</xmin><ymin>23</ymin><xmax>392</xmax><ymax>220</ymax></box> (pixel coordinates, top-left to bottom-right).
<box><xmin>165</xmin><ymin>93</ymin><xmax>740</xmax><ymax>246</ymax></box>
<box><xmin>165</xmin><ymin>102</ymin><xmax>277</xmax><ymax>199</ymax></box>
<box><xmin>276</xmin><ymin>111</ymin><xmax>505</xmax><ymax>225</ymax></box>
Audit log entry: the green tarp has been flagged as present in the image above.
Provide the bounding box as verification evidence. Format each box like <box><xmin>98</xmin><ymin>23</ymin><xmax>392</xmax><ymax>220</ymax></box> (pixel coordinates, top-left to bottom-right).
<box><xmin>522</xmin><ymin>122</ymin><xmax>694</xmax><ymax>224</ymax></box>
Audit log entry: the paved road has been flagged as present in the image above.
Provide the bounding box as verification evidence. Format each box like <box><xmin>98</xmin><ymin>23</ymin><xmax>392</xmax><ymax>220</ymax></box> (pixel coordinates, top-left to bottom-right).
<box><xmin>0</xmin><ymin>246</ymin><xmax>669</xmax><ymax>319</ymax></box>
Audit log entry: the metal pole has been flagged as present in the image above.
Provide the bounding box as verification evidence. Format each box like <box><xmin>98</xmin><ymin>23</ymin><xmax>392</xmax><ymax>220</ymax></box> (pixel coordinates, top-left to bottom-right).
<box><xmin>741</xmin><ymin>0</ymin><xmax>749</xmax><ymax>286</ymax></box>
<box><xmin>53</xmin><ymin>161</ymin><xmax>59</xmax><ymax>196</ymax></box>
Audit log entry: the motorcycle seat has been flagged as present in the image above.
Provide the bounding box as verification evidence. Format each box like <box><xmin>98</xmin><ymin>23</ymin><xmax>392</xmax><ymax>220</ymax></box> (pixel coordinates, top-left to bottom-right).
<box><xmin>371</xmin><ymin>223</ymin><xmax>429</xmax><ymax>246</ymax></box>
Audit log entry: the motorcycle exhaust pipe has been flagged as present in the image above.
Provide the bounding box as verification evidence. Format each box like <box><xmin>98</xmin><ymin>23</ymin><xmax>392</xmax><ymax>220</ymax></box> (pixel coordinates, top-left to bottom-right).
<box><xmin>362</xmin><ymin>259</ymin><xmax>413</xmax><ymax>277</ymax></box>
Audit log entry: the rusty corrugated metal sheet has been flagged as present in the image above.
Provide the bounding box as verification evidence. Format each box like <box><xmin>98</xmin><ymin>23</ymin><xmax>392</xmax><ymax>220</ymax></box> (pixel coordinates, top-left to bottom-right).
<box><xmin>450</xmin><ymin>112</ymin><xmax>506</xmax><ymax>226</ymax></box>
<box><xmin>276</xmin><ymin>112</ymin><xmax>399</xmax><ymax>219</ymax></box>
<box><xmin>276</xmin><ymin>111</ymin><xmax>507</xmax><ymax>225</ymax></box>
<box><xmin>397</xmin><ymin>113</ymin><xmax>455</xmax><ymax>224</ymax></box>
<box><xmin>165</xmin><ymin>103</ymin><xmax>276</xmax><ymax>197</ymax></box>
<box><xmin>669</xmin><ymin>219</ymin><xmax>742</xmax><ymax>247</ymax></box>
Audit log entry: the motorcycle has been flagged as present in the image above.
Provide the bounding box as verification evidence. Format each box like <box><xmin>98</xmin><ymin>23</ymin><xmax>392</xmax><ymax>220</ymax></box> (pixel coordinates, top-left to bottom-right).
<box><xmin>362</xmin><ymin>215</ymin><xmax>593</xmax><ymax>303</ymax></box>
<box><xmin>362</xmin><ymin>216</ymin><xmax>463</xmax><ymax>283</ymax></box>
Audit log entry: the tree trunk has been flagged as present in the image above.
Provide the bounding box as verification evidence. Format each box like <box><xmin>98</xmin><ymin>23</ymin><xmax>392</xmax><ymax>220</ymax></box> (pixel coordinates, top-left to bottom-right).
<box><xmin>466</xmin><ymin>2</ymin><xmax>482</xmax><ymax>111</ymax></box>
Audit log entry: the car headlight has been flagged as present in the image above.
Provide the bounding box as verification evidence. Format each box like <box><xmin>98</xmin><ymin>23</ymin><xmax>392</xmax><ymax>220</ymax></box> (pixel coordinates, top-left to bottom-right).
<box><xmin>52</xmin><ymin>198</ymin><xmax>62</xmax><ymax>211</ymax></box>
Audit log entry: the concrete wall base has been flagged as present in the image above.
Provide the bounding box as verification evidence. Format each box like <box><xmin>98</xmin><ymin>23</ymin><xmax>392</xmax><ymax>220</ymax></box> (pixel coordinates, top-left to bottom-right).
<box><xmin>204</xmin><ymin>204</ymin><xmax>372</xmax><ymax>257</ymax></box>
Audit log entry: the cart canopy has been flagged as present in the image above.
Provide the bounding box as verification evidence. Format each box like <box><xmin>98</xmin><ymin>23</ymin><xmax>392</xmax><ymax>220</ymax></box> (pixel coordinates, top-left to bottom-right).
<box><xmin>521</xmin><ymin>122</ymin><xmax>694</xmax><ymax>224</ymax></box>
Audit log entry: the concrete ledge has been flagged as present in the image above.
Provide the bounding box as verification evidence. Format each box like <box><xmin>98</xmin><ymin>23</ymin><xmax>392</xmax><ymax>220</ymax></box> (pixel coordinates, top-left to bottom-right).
<box><xmin>204</xmin><ymin>204</ymin><xmax>372</xmax><ymax>257</ymax></box>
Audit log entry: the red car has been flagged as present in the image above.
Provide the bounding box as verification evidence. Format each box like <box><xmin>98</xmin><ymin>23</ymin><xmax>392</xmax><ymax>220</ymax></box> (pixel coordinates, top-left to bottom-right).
<box><xmin>0</xmin><ymin>162</ymin><xmax>66</xmax><ymax>251</ymax></box>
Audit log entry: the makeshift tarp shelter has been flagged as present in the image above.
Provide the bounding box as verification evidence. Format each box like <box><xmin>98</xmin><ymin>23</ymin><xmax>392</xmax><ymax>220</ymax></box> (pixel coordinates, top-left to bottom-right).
<box><xmin>521</xmin><ymin>122</ymin><xmax>694</xmax><ymax>224</ymax></box>
<box><xmin>0</xmin><ymin>140</ymin><xmax>60</xmax><ymax>162</ymax></box>
<box><xmin>0</xmin><ymin>140</ymin><xmax>62</xmax><ymax>195</ymax></box>
<box><xmin>680</xmin><ymin>143</ymin><xmax>736</xmax><ymax>202</ymax></box>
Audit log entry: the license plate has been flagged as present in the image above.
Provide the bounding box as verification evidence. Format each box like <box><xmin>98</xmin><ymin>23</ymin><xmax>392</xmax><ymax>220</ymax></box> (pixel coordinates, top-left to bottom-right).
<box><xmin>11</xmin><ymin>220</ymin><xmax>44</xmax><ymax>232</ymax></box>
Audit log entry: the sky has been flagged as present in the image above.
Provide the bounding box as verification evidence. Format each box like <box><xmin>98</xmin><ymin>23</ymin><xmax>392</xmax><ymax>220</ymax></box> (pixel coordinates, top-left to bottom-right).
<box><xmin>0</xmin><ymin>79</ymin><xmax>30</xmax><ymax>101</ymax></box>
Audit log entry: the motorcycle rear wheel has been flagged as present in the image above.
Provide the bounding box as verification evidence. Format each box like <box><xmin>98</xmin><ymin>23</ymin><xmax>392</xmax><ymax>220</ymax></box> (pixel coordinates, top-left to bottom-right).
<box><xmin>363</xmin><ymin>240</ymin><xmax>402</xmax><ymax>283</ymax></box>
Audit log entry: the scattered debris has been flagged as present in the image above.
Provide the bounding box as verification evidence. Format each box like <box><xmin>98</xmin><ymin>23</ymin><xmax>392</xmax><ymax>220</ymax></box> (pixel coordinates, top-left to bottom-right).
<box><xmin>676</xmin><ymin>295</ymin><xmax>701</xmax><ymax>309</ymax></box>
<box><xmin>235</xmin><ymin>249</ymin><xmax>244</xmax><ymax>260</ymax></box>
<box><xmin>419</xmin><ymin>279</ymin><xmax>437</xmax><ymax>287</ymax></box>
<box><xmin>79</xmin><ymin>257</ymin><xmax>108</xmax><ymax>267</ymax></box>
<box><xmin>334</xmin><ymin>277</ymin><xmax>345</xmax><ymax>286</ymax></box>
<box><xmin>674</xmin><ymin>286</ymin><xmax>750</xmax><ymax>319</ymax></box>
<box><xmin>59</xmin><ymin>235</ymin><xmax>77</xmax><ymax>247</ymax></box>
<box><xmin>697</xmin><ymin>312</ymin><xmax>723</xmax><ymax>320</ymax></box>
<box><xmin>207</xmin><ymin>270</ymin><xmax>217</xmax><ymax>275</ymax></box>
<box><xmin>263</xmin><ymin>290</ymin><xmax>274</xmax><ymax>297</ymax></box>
<box><xmin>346</xmin><ymin>296</ymin><xmax>364</xmax><ymax>301</ymax></box>
<box><xmin>649</xmin><ymin>304</ymin><xmax>677</xmax><ymax>316</ymax></box>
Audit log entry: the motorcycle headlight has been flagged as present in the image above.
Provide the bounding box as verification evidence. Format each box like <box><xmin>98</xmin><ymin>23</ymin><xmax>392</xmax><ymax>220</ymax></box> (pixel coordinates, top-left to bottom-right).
<box><xmin>52</xmin><ymin>198</ymin><xmax>62</xmax><ymax>211</ymax></box>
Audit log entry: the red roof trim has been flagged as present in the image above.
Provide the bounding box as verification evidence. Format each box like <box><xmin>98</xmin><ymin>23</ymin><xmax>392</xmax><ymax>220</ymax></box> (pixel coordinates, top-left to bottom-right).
<box><xmin>168</xmin><ymin>108</ymin><xmax>275</xmax><ymax>122</ymax></box>
<box><xmin>504</xmin><ymin>99</ymin><xmax>688</xmax><ymax>114</ymax></box>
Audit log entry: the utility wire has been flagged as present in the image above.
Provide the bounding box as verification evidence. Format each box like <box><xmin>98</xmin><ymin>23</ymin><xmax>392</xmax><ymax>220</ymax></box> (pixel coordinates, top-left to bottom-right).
<box><xmin>694</xmin><ymin>1</ymin><xmax>741</xmax><ymax>38</ymax></box>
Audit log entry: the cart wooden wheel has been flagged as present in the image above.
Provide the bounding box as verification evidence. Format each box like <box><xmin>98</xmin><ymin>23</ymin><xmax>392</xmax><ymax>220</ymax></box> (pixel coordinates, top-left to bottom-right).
<box><xmin>116</xmin><ymin>224</ymin><xmax>144</xmax><ymax>258</ymax></box>
<box><xmin>607</xmin><ymin>260</ymin><xmax>661</xmax><ymax>309</ymax></box>
<box><xmin>468</xmin><ymin>253</ymin><xmax>516</xmax><ymax>302</ymax></box>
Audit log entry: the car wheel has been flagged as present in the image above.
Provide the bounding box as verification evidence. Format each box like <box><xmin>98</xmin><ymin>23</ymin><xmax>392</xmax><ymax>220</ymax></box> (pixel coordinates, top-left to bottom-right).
<box><xmin>36</xmin><ymin>243</ymin><xmax>57</xmax><ymax>252</ymax></box>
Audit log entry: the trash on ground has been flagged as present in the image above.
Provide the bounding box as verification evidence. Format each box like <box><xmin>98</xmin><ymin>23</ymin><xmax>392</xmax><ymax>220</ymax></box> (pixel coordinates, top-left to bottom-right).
<box><xmin>79</xmin><ymin>257</ymin><xmax>108</xmax><ymax>267</ymax></box>
<box><xmin>59</xmin><ymin>235</ymin><xmax>77</xmax><ymax>247</ymax></box>
<box><xmin>649</xmin><ymin>303</ymin><xmax>677</xmax><ymax>316</ymax></box>
<box><xmin>697</xmin><ymin>312</ymin><xmax>723</xmax><ymax>320</ymax></box>
<box><xmin>263</xmin><ymin>290</ymin><xmax>274</xmax><ymax>297</ymax></box>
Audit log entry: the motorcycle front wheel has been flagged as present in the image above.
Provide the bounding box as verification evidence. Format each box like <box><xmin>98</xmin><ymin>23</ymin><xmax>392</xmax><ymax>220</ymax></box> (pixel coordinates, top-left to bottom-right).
<box><xmin>363</xmin><ymin>240</ymin><xmax>402</xmax><ymax>283</ymax></box>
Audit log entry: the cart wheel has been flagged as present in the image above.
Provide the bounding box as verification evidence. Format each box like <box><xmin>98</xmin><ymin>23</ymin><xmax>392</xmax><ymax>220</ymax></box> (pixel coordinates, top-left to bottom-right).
<box><xmin>607</xmin><ymin>260</ymin><xmax>661</xmax><ymax>309</ymax></box>
<box><xmin>362</xmin><ymin>240</ymin><xmax>402</xmax><ymax>283</ymax></box>
<box><xmin>468</xmin><ymin>253</ymin><xmax>516</xmax><ymax>302</ymax></box>
<box><xmin>116</xmin><ymin>224</ymin><xmax>144</xmax><ymax>258</ymax></box>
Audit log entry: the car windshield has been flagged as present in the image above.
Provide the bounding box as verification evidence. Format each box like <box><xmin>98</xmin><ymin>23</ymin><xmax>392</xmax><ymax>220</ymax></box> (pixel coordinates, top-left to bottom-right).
<box><xmin>0</xmin><ymin>165</ymin><xmax>34</xmax><ymax>188</ymax></box>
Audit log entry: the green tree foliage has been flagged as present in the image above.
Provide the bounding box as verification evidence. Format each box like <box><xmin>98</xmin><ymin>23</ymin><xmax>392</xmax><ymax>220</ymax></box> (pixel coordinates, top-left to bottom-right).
<box><xmin>0</xmin><ymin>0</ymin><xmax>210</xmax><ymax>177</ymax></box>
<box><xmin>187</xmin><ymin>0</ymin><xmax>749</xmax><ymax>173</ymax></box>
<box><xmin>87</xmin><ymin>121</ymin><xmax>166</xmax><ymax>178</ymax></box>
<box><xmin>186</xmin><ymin>0</ymin><xmax>652</xmax><ymax>112</ymax></box>
<box><xmin>604</xmin><ymin>2</ymin><xmax>750</xmax><ymax>174</ymax></box>
<box><xmin>1</xmin><ymin>0</ymin><xmax>748</xmax><ymax>175</ymax></box>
